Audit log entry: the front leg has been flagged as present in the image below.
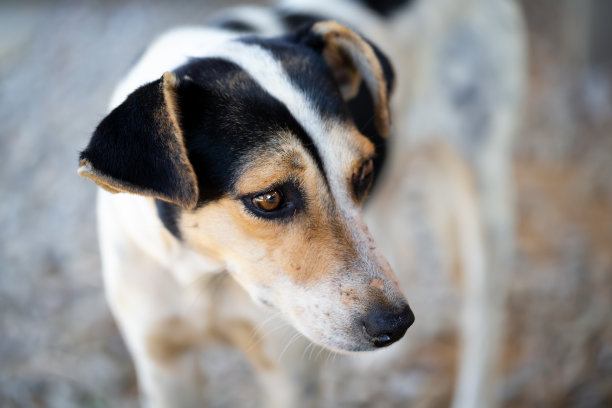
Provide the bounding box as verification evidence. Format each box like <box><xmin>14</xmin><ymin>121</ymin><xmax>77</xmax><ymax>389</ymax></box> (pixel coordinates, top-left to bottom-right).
<box><xmin>103</xmin><ymin>255</ymin><xmax>211</xmax><ymax>408</ymax></box>
<box><xmin>129</xmin><ymin>317</ymin><xmax>207</xmax><ymax>408</ymax></box>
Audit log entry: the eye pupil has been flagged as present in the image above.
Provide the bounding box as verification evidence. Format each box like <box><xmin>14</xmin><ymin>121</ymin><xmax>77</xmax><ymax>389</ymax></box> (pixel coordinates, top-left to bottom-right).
<box><xmin>252</xmin><ymin>190</ymin><xmax>282</xmax><ymax>211</ymax></box>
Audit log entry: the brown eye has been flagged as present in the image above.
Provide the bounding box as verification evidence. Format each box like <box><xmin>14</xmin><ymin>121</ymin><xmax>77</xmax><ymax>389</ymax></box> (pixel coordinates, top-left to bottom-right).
<box><xmin>252</xmin><ymin>190</ymin><xmax>282</xmax><ymax>212</ymax></box>
<box><xmin>353</xmin><ymin>159</ymin><xmax>374</xmax><ymax>201</ymax></box>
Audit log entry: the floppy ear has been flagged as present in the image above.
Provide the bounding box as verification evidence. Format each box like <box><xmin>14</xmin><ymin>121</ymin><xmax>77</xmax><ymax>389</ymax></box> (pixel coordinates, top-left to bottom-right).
<box><xmin>300</xmin><ymin>21</ymin><xmax>395</xmax><ymax>138</ymax></box>
<box><xmin>78</xmin><ymin>72</ymin><xmax>199</xmax><ymax>210</ymax></box>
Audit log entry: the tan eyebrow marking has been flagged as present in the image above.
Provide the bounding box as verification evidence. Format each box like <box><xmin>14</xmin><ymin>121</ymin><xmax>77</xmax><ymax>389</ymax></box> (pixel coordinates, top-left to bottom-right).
<box><xmin>232</xmin><ymin>133</ymin><xmax>320</xmax><ymax>195</ymax></box>
<box><xmin>234</xmin><ymin>152</ymin><xmax>305</xmax><ymax>195</ymax></box>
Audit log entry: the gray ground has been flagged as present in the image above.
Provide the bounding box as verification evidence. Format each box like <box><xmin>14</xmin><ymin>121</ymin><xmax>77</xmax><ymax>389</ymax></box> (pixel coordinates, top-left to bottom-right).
<box><xmin>0</xmin><ymin>1</ymin><xmax>610</xmax><ymax>407</ymax></box>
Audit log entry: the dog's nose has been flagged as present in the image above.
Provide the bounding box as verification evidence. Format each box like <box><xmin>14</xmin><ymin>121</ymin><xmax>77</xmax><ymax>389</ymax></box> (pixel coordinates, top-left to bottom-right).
<box><xmin>363</xmin><ymin>303</ymin><xmax>415</xmax><ymax>348</ymax></box>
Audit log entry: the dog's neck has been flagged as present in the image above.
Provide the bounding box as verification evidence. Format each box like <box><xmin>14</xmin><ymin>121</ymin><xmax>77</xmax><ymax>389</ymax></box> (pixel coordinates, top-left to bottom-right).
<box><xmin>98</xmin><ymin>191</ymin><xmax>226</xmax><ymax>285</ymax></box>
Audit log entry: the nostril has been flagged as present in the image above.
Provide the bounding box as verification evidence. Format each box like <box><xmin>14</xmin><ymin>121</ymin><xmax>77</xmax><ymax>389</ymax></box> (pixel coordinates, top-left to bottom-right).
<box><xmin>371</xmin><ymin>334</ymin><xmax>392</xmax><ymax>347</ymax></box>
<box><xmin>364</xmin><ymin>303</ymin><xmax>415</xmax><ymax>348</ymax></box>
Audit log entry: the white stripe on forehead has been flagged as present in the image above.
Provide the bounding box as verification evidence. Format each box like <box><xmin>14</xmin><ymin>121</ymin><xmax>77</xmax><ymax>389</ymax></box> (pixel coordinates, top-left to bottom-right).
<box><xmin>208</xmin><ymin>40</ymin><xmax>360</xmax><ymax>215</ymax></box>
<box><xmin>209</xmin><ymin>41</ymin><xmax>330</xmax><ymax>149</ymax></box>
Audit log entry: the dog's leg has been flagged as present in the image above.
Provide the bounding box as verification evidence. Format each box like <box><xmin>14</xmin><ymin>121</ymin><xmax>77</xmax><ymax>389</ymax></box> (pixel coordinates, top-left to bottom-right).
<box><xmin>410</xmin><ymin>143</ymin><xmax>494</xmax><ymax>408</ymax></box>
<box><xmin>125</xmin><ymin>318</ymin><xmax>206</xmax><ymax>408</ymax></box>
<box><xmin>98</xmin><ymin>196</ymin><xmax>211</xmax><ymax>408</ymax></box>
<box><xmin>102</xmin><ymin>259</ymin><xmax>208</xmax><ymax>407</ymax></box>
<box><xmin>103</xmin><ymin>265</ymin><xmax>208</xmax><ymax>407</ymax></box>
<box><xmin>433</xmin><ymin>146</ymin><xmax>492</xmax><ymax>408</ymax></box>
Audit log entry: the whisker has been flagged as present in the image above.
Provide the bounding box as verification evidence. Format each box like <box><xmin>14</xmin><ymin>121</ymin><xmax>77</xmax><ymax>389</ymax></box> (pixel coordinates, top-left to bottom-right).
<box><xmin>279</xmin><ymin>332</ymin><xmax>302</xmax><ymax>362</ymax></box>
<box><xmin>301</xmin><ymin>342</ymin><xmax>314</xmax><ymax>362</ymax></box>
<box><xmin>309</xmin><ymin>342</ymin><xmax>318</xmax><ymax>361</ymax></box>
<box><xmin>247</xmin><ymin>313</ymin><xmax>282</xmax><ymax>343</ymax></box>
<box><xmin>315</xmin><ymin>345</ymin><xmax>326</xmax><ymax>361</ymax></box>
<box><xmin>245</xmin><ymin>320</ymin><xmax>291</xmax><ymax>352</ymax></box>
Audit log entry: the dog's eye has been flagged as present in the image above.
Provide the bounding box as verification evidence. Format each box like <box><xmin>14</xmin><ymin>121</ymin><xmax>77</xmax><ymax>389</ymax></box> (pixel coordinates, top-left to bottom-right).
<box><xmin>353</xmin><ymin>159</ymin><xmax>374</xmax><ymax>201</ymax></box>
<box><xmin>252</xmin><ymin>190</ymin><xmax>282</xmax><ymax>212</ymax></box>
<box><xmin>242</xmin><ymin>182</ymin><xmax>303</xmax><ymax>220</ymax></box>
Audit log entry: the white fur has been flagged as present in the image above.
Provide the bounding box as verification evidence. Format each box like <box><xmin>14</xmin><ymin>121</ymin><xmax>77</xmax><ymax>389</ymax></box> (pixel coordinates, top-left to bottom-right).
<box><xmin>211</xmin><ymin>5</ymin><xmax>286</xmax><ymax>36</ymax></box>
<box><xmin>110</xmin><ymin>27</ymin><xmax>238</xmax><ymax>110</ymax></box>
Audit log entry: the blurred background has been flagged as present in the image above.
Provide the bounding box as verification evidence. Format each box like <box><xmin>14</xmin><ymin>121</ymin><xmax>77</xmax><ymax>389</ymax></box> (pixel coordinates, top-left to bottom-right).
<box><xmin>0</xmin><ymin>0</ymin><xmax>610</xmax><ymax>407</ymax></box>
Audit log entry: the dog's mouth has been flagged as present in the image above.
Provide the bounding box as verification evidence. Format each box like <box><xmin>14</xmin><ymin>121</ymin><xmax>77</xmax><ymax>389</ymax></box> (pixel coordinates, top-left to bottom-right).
<box><xmin>283</xmin><ymin>301</ymin><xmax>415</xmax><ymax>353</ymax></box>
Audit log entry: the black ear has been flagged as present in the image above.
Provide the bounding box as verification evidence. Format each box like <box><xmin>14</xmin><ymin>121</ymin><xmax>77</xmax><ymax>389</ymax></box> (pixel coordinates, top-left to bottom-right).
<box><xmin>298</xmin><ymin>21</ymin><xmax>395</xmax><ymax>138</ymax></box>
<box><xmin>78</xmin><ymin>72</ymin><xmax>198</xmax><ymax>210</ymax></box>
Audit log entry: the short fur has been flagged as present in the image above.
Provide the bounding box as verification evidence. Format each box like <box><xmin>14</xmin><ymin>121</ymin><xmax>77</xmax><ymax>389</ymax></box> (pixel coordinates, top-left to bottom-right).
<box><xmin>79</xmin><ymin>0</ymin><xmax>525</xmax><ymax>407</ymax></box>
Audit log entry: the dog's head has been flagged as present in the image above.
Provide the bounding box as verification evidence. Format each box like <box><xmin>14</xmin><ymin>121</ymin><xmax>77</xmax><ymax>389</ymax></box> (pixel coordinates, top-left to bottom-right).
<box><xmin>79</xmin><ymin>21</ymin><xmax>413</xmax><ymax>352</ymax></box>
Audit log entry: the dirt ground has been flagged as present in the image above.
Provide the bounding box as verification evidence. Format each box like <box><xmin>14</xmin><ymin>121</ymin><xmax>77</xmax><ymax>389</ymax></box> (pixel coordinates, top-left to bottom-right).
<box><xmin>0</xmin><ymin>1</ymin><xmax>610</xmax><ymax>407</ymax></box>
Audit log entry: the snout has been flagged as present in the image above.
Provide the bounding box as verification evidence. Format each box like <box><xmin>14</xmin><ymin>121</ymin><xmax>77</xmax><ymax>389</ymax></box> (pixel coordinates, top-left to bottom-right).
<box><xmin>363</xmin><ymin>303</ymin><xmax>415</xmax><ymax>348</ymax></box>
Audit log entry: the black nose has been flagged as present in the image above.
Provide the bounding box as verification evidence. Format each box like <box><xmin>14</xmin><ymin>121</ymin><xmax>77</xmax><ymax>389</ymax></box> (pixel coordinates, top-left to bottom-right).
<box><xmin>363</xmin><ymin>303</ymin><xmax>415</xmax><ymax>348</ymax></box>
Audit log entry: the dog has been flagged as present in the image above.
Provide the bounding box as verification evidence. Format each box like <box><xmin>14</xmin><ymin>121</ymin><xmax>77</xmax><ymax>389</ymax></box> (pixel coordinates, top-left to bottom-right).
<box><xmin>78</xmin><ymin>0</ymin><xmax>525</xmax><ymax>407</ymax></box>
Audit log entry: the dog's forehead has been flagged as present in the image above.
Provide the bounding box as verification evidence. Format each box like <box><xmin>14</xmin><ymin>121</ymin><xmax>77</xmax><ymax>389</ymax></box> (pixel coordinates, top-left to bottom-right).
<box><xmin>197</xmin><ymin>37</ymin><xmax>352</xmax><ymax>140</ymax></box>
<box><xmin>176</xmin><ymin>38</ymin><xmax>372</xmax><ymax>201</ymax></box>
<box><xmin>174</xmin><ymin>57</ymin><xmax>326</xmax><ymax>201</ymax></box>
<box><xmin>240</xmin><ymin>36</ymin><xmax>349</xmax><ymax>121</ymax></box>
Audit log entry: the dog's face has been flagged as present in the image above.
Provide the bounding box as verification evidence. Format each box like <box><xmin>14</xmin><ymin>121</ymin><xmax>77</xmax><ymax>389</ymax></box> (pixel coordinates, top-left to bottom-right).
<box><xmin>79</xmin><ymin>22</ymin><xmax>413</xmax><ymax>352</ymax></box>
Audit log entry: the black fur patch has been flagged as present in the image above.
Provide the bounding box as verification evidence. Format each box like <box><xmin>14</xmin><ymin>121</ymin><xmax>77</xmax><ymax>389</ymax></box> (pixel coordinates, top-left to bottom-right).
<box><xmin>156</xmin><ymin>199</ymin><xmax>182</xmax><ymax>239</ymax></box>
<box><xmin>278</xmin><ymin>11</ymin><xmax>325</xmax><ymax>31</ymax></box>
<box><xmin>80</xmin><ymin>78</ymin><xmax>197</xmax><ymax>207</ymax></box>
<box><xmin>359</xmin><ymin>0</ymin><xmax>414</xmax><ymax>16</ymax></box>
<box><xmin>173</xmin><ymin>58</ymin><xmax>330</xmax><ymax>207</ymax></box>
<box><xmin>211</xmin><ymin>19</ymin><xmax>259</xmax><ymax>33</ymax></box>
